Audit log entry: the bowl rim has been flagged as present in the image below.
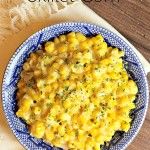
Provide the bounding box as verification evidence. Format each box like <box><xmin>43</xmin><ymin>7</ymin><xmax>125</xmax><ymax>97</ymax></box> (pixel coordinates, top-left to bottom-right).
<box><xmin>1</xmin><ymin>21</ymin><xmax>149</xmax><ymax>150</ymax></box>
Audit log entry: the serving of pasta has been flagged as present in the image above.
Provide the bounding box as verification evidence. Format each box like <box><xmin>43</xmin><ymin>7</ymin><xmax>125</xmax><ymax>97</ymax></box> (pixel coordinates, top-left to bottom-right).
<box><xmin>16</xmin><ymin>32</ymin><xmax>138</xmax><ymax>150</ymax></box>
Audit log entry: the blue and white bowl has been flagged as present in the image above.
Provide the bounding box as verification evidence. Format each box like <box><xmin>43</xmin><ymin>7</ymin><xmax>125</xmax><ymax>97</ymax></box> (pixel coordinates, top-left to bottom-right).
<box><xmin>2</xmin><ymin>22</ymin><xmax>149</xmax><ymax>150</ymax></box>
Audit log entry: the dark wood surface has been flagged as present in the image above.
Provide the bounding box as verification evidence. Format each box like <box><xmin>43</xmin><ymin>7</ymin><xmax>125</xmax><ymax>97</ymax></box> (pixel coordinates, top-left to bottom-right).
<box><xmin>83</xmin><ymin>0</ymin><xmax>150</xmax><ymax>149</ymax></box>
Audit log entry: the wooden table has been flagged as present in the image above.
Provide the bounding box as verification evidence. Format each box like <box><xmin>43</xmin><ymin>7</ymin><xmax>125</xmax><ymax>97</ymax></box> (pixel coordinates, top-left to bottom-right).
<box><xmin>83</xmin><ymin>0</ymin><xmax>150</xmax><ymax>149</ymax></box>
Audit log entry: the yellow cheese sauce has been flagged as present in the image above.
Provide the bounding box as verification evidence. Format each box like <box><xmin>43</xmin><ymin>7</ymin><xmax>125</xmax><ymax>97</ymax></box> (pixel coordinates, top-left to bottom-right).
<box><xmin>16</xmin><ymin>32</ymin><xmax>138</xmax><ymax>150</ymax></box>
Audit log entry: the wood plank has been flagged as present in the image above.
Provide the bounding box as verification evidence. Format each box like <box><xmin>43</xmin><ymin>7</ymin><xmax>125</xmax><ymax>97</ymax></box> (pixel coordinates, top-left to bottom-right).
<box><xmin>84</xmin><ymin>0</ymin><xmax>150</xmax><ymax>50</ymax></box>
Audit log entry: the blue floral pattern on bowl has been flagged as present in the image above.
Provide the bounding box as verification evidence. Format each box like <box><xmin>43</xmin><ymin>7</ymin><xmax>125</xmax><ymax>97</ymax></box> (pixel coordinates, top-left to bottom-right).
<box><xmin>2</xmin><ymin>22</ymin><xmax>149</xmax><ymax>150</ymax></box>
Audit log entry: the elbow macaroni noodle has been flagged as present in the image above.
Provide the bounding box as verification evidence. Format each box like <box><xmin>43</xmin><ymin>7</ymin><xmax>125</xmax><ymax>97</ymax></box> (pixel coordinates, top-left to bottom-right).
<box><xmin>16</xmin><ymin>32</ymin><xmax>138</xmax><ymax>150</ymax></box>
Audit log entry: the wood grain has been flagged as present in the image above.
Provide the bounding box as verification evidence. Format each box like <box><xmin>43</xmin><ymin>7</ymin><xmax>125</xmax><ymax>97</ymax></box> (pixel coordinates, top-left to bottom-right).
<box><xmin>83</xmin><ymin>0</ymin><xmax>150</xmax><ymax>150</ymax></box>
